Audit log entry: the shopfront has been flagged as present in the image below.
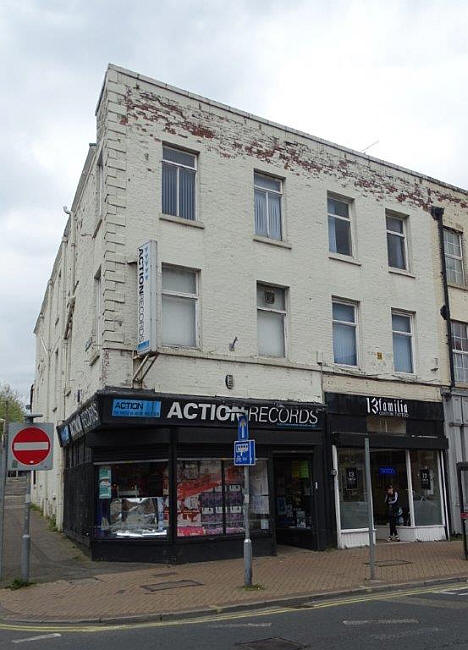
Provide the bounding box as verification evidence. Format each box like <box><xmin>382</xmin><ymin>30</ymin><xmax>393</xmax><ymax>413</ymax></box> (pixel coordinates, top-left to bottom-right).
<box><xmin>57</xmin><ymin>390</ymin><xmax>327</xmax><ymax>563</ymax></box>
<box><xmin>326</xmin><ymin>392</ymin><xmax>449</xmax><ymax>548</ymax></box>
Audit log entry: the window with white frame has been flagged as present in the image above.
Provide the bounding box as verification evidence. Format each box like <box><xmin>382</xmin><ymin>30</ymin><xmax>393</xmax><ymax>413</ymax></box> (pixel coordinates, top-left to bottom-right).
<box><xmin>328</xmin><ymin>196</ymin><xmax>352</xmax><ymax>256</ymax></box>
<box><xmin>95</xmin><ymin>270</ymin><xmax>102</xmax><ymax>345</ymax></box>
<box><xmin>444</xmin><ymin>228</ymin><xmax>465</xmax><ymax>285</ymax></box>
<box><xmin>386</xmin><ymin>213</ymin><xmax>408</xmax><ymax>270</ymax></box>
<box><xmin>162</xmin><ymin>266</ymin><xmax>198</xmax><ymax>347</ymax></box>
<box><xmin>452</xmin><ymin>321</ymin><xmax>468</xmax><ymax>383</ymax></box>
<box><xmin>257</xmin><ymin>284</ymin><xmax>286</xmax><ymax>357</ymax></box>
<box><xmin>392</xmin><ymin>311</ymin><xmax>413</xmax><ymax>373</ymax></box>
<box><xmin>96</xmin><ymin>154</ymin><xmax>104</xmax><ymax>218</ymax></box>
<box><xmin>332</xmin><ymin>300</ymin><xmax>357</xmax><ymax>366</ymax></box>
<box><xmin>162</xmin><ymin>146</ymin><xmax>196</xmax><ymax>220</ymax></box>
<box><xmin>254</xmin><ymin>173</ymin><xmax>282</xmax><ymax>240</ymax></box>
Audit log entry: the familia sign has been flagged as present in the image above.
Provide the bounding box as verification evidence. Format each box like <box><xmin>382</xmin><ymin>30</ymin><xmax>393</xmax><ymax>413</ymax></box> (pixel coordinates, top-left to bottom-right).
<box><xmin>365</xmin><ymin>396</ymin><xmax>409</xmax><ymax>418</ymax></box>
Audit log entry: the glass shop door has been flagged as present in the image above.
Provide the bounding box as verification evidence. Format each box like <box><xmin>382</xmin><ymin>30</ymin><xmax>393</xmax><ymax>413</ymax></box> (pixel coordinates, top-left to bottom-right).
<box><xmin>273</xmin><ymin>456</ymin><xmax>317</xmax><ymax>549</ymax></box>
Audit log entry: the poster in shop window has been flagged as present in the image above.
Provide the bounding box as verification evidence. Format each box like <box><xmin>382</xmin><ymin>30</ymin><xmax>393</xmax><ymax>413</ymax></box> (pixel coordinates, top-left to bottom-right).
<box><xmin>346</xmin><ymin>467</ymin><xmax>358</xmax><ymax>490</ymax></box>
<box><xmin>420</xmin><ymin>468</ymin><xmax>431</xmax><ymax>490</ymax></box>
<box><xmin>99</xmin><ymin>466</ymin><xmax>112</xmax><ymax>499</ymax></box>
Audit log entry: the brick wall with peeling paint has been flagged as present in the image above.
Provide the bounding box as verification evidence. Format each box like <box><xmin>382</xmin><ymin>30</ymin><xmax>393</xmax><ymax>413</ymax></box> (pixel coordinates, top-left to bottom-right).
<box><xmin>32</xmin><ymin>63</ymin><xmax>468</xmax><ymax>523</ymax></box>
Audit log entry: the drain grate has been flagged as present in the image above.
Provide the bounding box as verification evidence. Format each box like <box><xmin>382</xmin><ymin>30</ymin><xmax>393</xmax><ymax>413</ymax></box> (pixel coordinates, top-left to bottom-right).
<box><xmin>141</xmin><ymin>579</ymin><xmax>203</xmax><ymax>592</ymax></box>
<box><xmin>364</xmin><ymin>559</ymin><xmax>412</xmax><ymax>567</ymax></box>
<box><xmin>236</xmin><ymin>638</ymin><xmax>307</xmax><ymax>649</ymax></box>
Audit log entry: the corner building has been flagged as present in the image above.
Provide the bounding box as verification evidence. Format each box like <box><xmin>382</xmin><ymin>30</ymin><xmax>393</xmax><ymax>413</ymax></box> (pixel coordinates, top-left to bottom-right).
<box><xmin>32</xmin><ymin>64</ymin><xmax>467</xmax><ymax>562</ymax></box>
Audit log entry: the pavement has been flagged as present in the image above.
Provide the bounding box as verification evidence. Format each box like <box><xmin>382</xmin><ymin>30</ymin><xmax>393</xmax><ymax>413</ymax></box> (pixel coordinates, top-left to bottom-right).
<box><xmin>2</xmin><ymin>478</ymin><xmax>468</xmax><ymax>625</ymax></box>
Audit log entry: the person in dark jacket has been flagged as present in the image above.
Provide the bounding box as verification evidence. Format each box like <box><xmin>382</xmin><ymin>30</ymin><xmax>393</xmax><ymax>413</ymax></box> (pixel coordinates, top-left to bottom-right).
<box><xmin>384</xmin><ymin>484</ymin><xmax>400</xmax><ymax>542</ymax></box>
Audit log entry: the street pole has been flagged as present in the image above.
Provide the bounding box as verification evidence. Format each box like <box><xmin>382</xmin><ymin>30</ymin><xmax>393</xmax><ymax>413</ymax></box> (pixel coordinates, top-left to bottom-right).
<box><xmin>21</xmin><ymin>472</ymin><xmax>31</xmax><ymax>582</ymax></box>
<box><xmin>243</xmin><ymin>465</ymin><xmax>252</xmax><ymax>586</ymax></box>
<box><xmin>20</xmin><ymin>414</ymin><xmax>35</xmax><ymax>584</ymax></box>
<box><xmin>0</xmin><ymin>413</ymin><xmax>8</xmax><ymax>580</ymax></box>
<box><xmin>364</xmin><ymin>437</ymin><xmax>376</xmax><ymax>580</ymax></box>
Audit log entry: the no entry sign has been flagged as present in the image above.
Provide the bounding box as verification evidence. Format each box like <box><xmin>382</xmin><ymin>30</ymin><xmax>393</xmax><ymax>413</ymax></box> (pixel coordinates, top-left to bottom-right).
<box><xmin>8</xmin><ymin>423</ymin><xmax>54</xmax><ymax>471</ymax></box>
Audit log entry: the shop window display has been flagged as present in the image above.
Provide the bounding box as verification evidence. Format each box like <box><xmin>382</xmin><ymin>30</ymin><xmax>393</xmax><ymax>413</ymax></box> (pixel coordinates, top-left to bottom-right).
<box><xmin>96</xmin><ymin>461</ymin><xmax>169</xmax><ymax>538</ymax></box>
<box><xmin>177</xmin><ymin>460</ymin><xmax>223</xmax><ymax>537</ymax></box>
<box><xmin>337</xmin><ymin>449</ymin><xmax>368</xmax><ymax>529</ymax></box>
<box><xmin>410</xmin><ymin>450</ymin><xmax>442</xmax><ymax>525</ymax></box>
<box><xmin>177</xmin><ymin>459</ymin><xmax>270</xmax><ymax>537</ymax></box>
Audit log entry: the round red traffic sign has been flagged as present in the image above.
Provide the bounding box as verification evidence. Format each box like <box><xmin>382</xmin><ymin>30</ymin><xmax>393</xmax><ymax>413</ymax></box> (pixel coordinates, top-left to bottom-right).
<box><xmin>11</xmin><ymin>426</ymin><xmax>51</xmax><ymax>466</ymax></box>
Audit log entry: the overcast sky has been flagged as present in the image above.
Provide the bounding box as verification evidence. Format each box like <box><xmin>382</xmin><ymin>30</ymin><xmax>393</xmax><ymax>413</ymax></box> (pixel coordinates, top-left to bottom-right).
<box><xmin>1</xmin><ymin>0</ymin><xmax>467</xmax><ymax>402</ymax></box>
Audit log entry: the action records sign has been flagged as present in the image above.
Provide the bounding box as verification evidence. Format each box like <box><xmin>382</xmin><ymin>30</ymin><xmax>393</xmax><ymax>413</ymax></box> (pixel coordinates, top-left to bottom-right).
<box><xmin>8</xmin><ymin>423</ymin><xmax>54</xmax><ymax>471</ymax></box>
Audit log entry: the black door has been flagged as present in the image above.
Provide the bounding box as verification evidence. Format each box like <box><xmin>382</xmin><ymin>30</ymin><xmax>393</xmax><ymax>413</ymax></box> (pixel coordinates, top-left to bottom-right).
<box><xmin>273</xmin><ymin>455</ymin><xmax>318</xmax><ymax>549</ymax></box>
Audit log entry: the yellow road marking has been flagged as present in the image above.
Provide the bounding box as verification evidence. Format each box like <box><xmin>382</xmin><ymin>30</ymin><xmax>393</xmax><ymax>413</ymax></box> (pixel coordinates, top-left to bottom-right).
<box><xmin>0</xmin><ymin>581</ymin><xmax>467</xmax><ymax>635</ymax></box>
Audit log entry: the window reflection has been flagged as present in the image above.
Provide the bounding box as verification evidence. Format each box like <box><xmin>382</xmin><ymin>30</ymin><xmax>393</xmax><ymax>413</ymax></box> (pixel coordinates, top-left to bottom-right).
<box><xmin>96</xmin><ymin>462</ymin><xmax>169</xmax><ymax>538</ymax></box>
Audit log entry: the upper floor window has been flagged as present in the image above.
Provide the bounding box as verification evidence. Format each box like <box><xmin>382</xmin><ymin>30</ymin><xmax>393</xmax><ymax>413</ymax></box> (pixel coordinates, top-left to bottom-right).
<box><xmin>444</xmin><ymin>228</ymin><xmax>464</xmax><ymax>285</ymax></box>
<box><xmin>254</xmin><ymin>173</ymin><xmax>282</xmax><ymax>240</ymax></box>
<box><xmin>328</xmin><ymin>197</ymin><xmax>352</xmax><ymax>256</ymax></box>
<box><xmin>162</xmin><ymin>265</ymin><xmax>198</xmax><ymax>347</ymax></box>
<box><xmin>257</xmin><ymin>284</ymin><xmax>286</xmax><ymax>357</ymax></box>
<box><xmin>386</xmin><ymin>213</ymin><xmax>408</xmax><ymax>270</ymax></box>
<box><xmin>162</xmin><ymin>147</ymin><xmax>196</xmax><ymax>221</ymax></box>
<box><xmin>392</xmin><ymin>311</ymin><xmax>413</xmax><ymax>373</ymax></box>
<box><xmin>452</xmin><ymin>320</ymin><xmax>468</xmax><ymax>383</ymax></box>
<box><xmin>332</xmin><ymin>300</ymin><xmax>357</xmax><ymax>366</ymax></box>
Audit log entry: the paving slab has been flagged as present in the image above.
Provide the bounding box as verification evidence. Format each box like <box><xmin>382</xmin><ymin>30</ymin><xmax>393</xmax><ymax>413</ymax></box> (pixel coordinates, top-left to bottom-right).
<box><xmin>0</xmin><ymin>540</ymin><xmax>467</xmax><ymax>623</ymax></box>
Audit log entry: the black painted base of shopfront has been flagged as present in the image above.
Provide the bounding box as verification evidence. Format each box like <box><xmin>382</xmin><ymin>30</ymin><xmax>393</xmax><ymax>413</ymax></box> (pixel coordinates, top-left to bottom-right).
<box><xmin>91</xmin><ymin>535</ymin><xmax>275</xmax><ymax>564</ymax></box>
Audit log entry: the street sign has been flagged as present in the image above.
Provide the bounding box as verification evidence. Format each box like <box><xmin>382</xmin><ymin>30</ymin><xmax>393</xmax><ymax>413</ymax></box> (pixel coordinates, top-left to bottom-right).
<box><xmin>237</xmin><ymin>414</ymin><xmax>249</xmax><ymax>441</ymax></box>
<box><xmin>8</xmin><ymin>423</ymin><xmax>54</xmax><ymax>471</ymax></box>
<box><xmin>234</xmin><ymin>440</ymin><xmax>256</xmax><ymax>466</ymax></box>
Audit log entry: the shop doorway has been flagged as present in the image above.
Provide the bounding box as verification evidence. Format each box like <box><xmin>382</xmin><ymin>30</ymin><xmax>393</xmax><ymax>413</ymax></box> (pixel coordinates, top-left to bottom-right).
<box><xmin>370</xmin><ymin>449</ymin><xmax>409</xmax><ymax>527</ymax></box>
<box><xmin>273</xmin><ymin>456</ymin><xmax>317</xmax><ymax>549</ymax></box>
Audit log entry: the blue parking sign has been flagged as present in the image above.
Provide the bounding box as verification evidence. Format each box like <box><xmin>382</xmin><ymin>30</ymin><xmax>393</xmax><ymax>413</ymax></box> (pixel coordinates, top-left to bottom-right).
<box><xmin>234</xmin><ymin>440</ymin><xmax>256</xmax><ymax>466</ymax></box>
<box><xmin>237</xmin><ymin>414</ymin><xmax>249</xmax><ymax>441</ymax></box>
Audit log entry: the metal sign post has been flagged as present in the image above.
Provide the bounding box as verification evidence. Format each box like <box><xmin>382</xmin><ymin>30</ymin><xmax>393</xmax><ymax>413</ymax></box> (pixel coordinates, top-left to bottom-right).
<box><xmin>21</xmin><ymin>471</ymin><xmax>31</xmax><ymax>583</ymax></box>
<box><xmin>243</xmin><ymin>465</ymin><xmax>252</xmax><ymax>587</ymax></box>
<box><xmin>364</xmin><ymin>437</ymin><xmax>376</xmax><ymax>580</ymax></box>
<box><xmin>234</xmin><ymin>415</ymin><xmax>255</xmax><ymax>587</ymax></box>
<box><xmin>7</xmin><ymin>416</ymin><xmax>51</xmax><ymax>584</ymax></box>
<box><xmin>0</xmin><ymin>416</ymin><xmax>8</xmax><ymax>580</ymax></box>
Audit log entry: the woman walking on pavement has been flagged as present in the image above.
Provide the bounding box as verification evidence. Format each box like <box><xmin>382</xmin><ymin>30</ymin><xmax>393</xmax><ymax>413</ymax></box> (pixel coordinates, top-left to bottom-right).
<box><xmin>385</xmin><ymin>484</ymin><xmax>400</xmax><ymax>542</ymax></box>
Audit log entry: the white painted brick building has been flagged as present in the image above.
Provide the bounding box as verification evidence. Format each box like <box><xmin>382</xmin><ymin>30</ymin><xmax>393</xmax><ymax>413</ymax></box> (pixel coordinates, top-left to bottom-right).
<box><xmin>31</xmin><ymin>65</ymin><xmax>468</xmax><ymax>559</ymax></box>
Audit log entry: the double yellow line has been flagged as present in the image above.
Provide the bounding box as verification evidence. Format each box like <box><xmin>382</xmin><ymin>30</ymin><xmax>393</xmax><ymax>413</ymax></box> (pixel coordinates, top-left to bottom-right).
<box><xmin>1</xmin><ymin>581</ymin><xmax>467</xmax><ymax>635</ymax></box>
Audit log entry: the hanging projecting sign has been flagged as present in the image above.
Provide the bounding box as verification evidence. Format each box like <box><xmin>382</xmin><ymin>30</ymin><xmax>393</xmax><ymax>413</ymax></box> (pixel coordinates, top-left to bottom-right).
<box><xmin>136</xmin><ymin>240</ymin><xmax>157</xmax><ymax>356</ymax></box>
<box><xmin>8</xmin><ymin>423</ymin><xmax>54</xmax><ymax>471</ymax></box>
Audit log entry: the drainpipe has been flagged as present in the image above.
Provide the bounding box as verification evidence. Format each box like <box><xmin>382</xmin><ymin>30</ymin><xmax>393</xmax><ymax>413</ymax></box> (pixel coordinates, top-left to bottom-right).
<box><xmin>432</xmin><ymin>205</ymin><xmax>456</xmax><ymax>538</ymax></box>
<box><xmin>431</xmin><ymin>206</ymin><xmax>455</xmax><ymax>388</ymax></box>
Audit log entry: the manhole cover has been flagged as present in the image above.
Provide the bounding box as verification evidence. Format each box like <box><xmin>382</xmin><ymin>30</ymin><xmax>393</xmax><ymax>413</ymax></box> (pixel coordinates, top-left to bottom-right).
<box><xmin>364</xmin><ymin>559</ymin><xmax>412</xmax><ymax>567</ymax></box>
<box><xmin>141</xmin><ymin>579</ymin><xmax>203</xmax><ymax>592</ymax></box>
<box><xmin>236</xmin><ymin>638</ymin><xmax>307</xmax><ymax>649</ymax></box>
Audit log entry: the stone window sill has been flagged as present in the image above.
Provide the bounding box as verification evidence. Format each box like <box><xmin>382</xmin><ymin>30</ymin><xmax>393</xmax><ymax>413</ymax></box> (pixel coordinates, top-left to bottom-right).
<box><xmin>329</xmin><ymin>253</ymin><xmax>361</xmax><ymax>266</ymax></box>
<box><xmin>388</xmin><ymin>267</ymin><xmax>416</xmax><ymax>279</ymax></box>
<box><xmin>253</xmin><ymin>235</ymin><xmax>292</xmax><ymax>249</ymax></box>
<box><xmin>448</xmin><ymin>281</ymin><xmax>468</xmax><ymax>292</ymax></box>
<box><xmin>160</xmin><ymin>214</ymin><xmax>205</xmax><ymax>229</ymax></box>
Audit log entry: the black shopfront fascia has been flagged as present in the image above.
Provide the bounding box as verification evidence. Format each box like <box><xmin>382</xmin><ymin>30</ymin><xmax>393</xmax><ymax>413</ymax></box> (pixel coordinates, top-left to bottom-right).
<box><xmin>57</xmin><ymin>389</ymin><xmax>328</xmax><ymax>563</ymax></box>
<box><xmin>326</xmin><ymin>392</ymin><xmax>447</xmax><ymax>451</ymax></box>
